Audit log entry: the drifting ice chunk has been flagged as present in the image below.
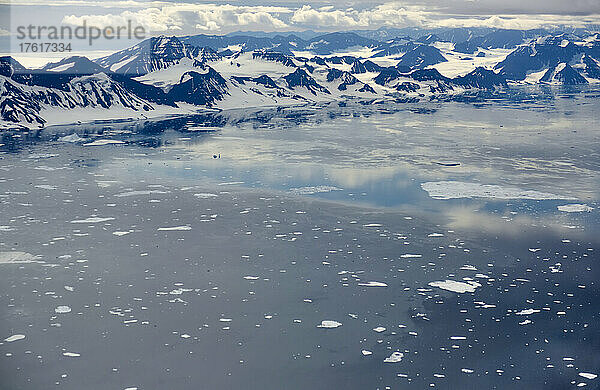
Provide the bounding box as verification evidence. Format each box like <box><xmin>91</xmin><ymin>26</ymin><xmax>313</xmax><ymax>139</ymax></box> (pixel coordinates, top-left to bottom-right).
<box><xmin>557</xmin><ymin>204</ymin><xmax>594</xmax><ymax>213</ymax></box>
<box><xmin>0</xmin><ymin>252</ymin><xmax>40</xmax><ymax>264</ymax></box>
<box><xmin>421</xmin><ymin>181</ymin><xmax>574</xmax><ymax>200</ymax></box>
<box><xmin>4</xmin><ymin>334</ymin><xmax>25</xmax><ymax>342</ymax></box>
<box><xmin>384</xmin><ymin>352</ymin><xmax>404</xmax><ymax>363</ymax></box>
<box><xmin>157</xmin><ymin>226</ymin><xmax>192</xmax><ymax>231</ymax></box>
<box><xmin>55</xmin><ymin>306</ymin><xmax>72</xmax><ymax>314</ymax></box>
<box><xmin>358</xmin><ymin>281</ymin><xmax>388</xmax><ymax>287</ymax></box>
<box><xmin>83</xmin><ymin>139</ymin><xmax>125</xmax><ymax>146</ymax></box>
<box><xmin>70</xmin><ymin>217</ymin><xmax>115</xmax><ymax>223</ymax></box>
<box><xmin>317</xmin><ymin>320</ymin><xmax>342</xmax><ymax>328</ymax></box>
<box><xmin>428</xmin><ymin>280</ymin><xmax>481</xmax><ymax>293</ymax></box>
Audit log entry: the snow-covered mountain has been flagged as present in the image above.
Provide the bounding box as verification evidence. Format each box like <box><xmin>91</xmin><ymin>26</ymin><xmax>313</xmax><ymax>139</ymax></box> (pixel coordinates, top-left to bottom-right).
<box><xmin>2</xmin><ymin>28</ymin><xmax>600</xmax><ymax>129</ymax></box>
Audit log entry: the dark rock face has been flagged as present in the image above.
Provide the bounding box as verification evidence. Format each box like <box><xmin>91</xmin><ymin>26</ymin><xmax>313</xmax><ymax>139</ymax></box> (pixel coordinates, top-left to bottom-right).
<box><xmin>283</xmin><ymin>68</ymin><xmax>330</xmax><ymax>95</ymax></box>
<box><xmin>495</xmin><ymin>36</ymin><xmax>584</xmax><ymax>80</ymax></box>
<box><xmin>540</xmin><ymin>63</ymin><xmax>588</xmax><ymax>85</ymax></box>
<box><xmin>455</xmin><ymin>30</ymin><xmax>526</xmax><ymax>54</ymax></box>
<box><xmin>252</xmin><ymin>51</ymin><xmax>296</xmax><ymax>67</ymax></box>
<box><xmin>396</xmin><ymin>45</ymin><xmax>447</xmax><ymax>70</ymax></box>
<box><xmin>167</xmin><ymin>67</ymin><xmax>229</xmax><ymax>106</ymax></box>
<box><xmin>453</xmin><ymin>67</ymin><xmax>508</xmax><ymax>89</ymax></box>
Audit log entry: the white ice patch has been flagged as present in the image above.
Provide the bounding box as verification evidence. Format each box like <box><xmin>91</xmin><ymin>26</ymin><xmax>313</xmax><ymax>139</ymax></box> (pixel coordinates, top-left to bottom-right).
<box><xmin>58</xmin><ymin>133</ymin><xmax>84</xmax><ymax>143</ymax></box>
<box><xmin>83</xmin><ymin>139</ymin><xmax>125</xmax><ymax>146</ymax></box>
<box><xmin>373</xmin><ymin>327</ymin><xmax>386</xmax><ymax>333</ymax></box>
<box><xmin>4</xmin><ymin>334</ymin><xmax>25</xmax><ymax>342</ymax></box>
<box><xmin>0</xmin><ymin>252</ymin><xmax>40</xmax><ymax>264</ymax></box>
<box><xmin>421</xmin><ymin>181</ymin><xmax>574</xmax><ymax>200</ymax></box>
<box><xmin>112</xmin><ymin>231</ymin><xmax>131</xmax><ymax>236</ymax></box>
<box><xmin>194</xmin><ymin>193</ymin><xmax>219</xmax><ymax>199</ymax></box>
<box><xmin>63</xmin><ymin>352</ymin><xmax>80</xmax><ymax>357</ymax></box>
<box><xmin>557</xmin><ymin>204</ymin><xmax>594</xmax><ymax>213</ymax></box>
<box><xmin>579</xmin><ymin>373</ymin><xmax>598</xmax><ymax>380</ymax></box>
<box><xmin>114</xmin><ymin>190</ymin><xmax>170</xmax><ymax>197</ymax></box>
<box><xmin>428</xmin><ymin>280</ymin><xmax>482</xmax><ymax>293</ymax></box>
<box><xmin>70</xmin><ymin>217</ymin><xmax>115</xmax><ymax>224</ymax></box>
<box><xmin>317</xmin><ymin>320</ymin><xmax>342</xmax><ymax>328</ymax></box>
<box><xmin>358</xmin><ymin>281</ymin><xmax>388</xmax><ymax>287</ymax></box>
<box><xmin>515</xmin><ymin>309</ymin><xmax>541</xmax><ymax>315</ymax></box>
<box><xmin>361</xmin><ymin>350</ymin><xmax>373</xmax><ymax>356</ymax></box>
<box><xmin>400</xmin><ymin>254</ymin><xmax>422</xmax><ymax>258</ymax></box>
<box><xmin>157</xmin><ymin>226</ymin><xmax>192</xmax><ymax>231</ymax></box>
<box><xmin>289</xmin><ymin>186</ymin><xmax>342</xmax><ymax>195</ymax></box>
<box><xmin>55</xmin><ymin>306</ymin><xmax>72</xmax><ymax>314</ymax></box>
<box><xmin>384</xmin><ymin>352</ymin><xmax>404</xmax><ymax>363</ymax></box>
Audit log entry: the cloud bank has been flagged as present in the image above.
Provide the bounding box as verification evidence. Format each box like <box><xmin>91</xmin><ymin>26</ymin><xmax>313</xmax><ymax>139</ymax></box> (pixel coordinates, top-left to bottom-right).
<box><xmin>32</xmin><ymin>1</ymin><xmax>600</xmax><ymax>34</ymax></box>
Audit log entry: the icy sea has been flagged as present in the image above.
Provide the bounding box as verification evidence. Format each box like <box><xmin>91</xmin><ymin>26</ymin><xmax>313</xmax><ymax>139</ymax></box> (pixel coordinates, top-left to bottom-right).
<box><xmin>1</xmin><ymin>87</ymin><xmax>599</xmax><ymax>389</ymax></box>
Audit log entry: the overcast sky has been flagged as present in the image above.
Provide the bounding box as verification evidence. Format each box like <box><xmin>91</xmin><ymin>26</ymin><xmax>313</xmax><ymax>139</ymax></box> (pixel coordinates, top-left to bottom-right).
<box><xmin>2</xmin><ymin>0</ymin><xmax>599</xmax><ymax>37</ymax></box>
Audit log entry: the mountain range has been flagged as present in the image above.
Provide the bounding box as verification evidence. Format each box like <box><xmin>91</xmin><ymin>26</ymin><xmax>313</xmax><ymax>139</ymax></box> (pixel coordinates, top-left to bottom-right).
<box><xmin>1</xmin><ymin>28</ymin><xmax>600</xmax><ymax>129</ymax></box>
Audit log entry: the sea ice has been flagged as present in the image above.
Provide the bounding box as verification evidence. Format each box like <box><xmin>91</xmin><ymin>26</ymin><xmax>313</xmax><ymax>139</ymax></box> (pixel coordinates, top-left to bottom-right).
<box><xmin>384</xmin><ymin>352</ymin><xmax>404</xmax><ymax>363</ymax></box>
<box><xmin>83</xmin><ymin>139</ymin><xmax>125</xmax><ymax>146</ymax></box>
<box><xmin>289</xmin><ymin>186</ymin><xmax>342</xmax><ymax>195</ymax></box>
<box><xmin>428</xmin><ymin>280</ymin><xmax>481</xmax><ymax>293</ymax></box>
<box><xmin>157</xmin><ymin>226</ymin><xmax>192</xmax><ymax>231</ymax></box>
<box><xmin>579</xmin><ymin>373</ymin><xmax>598</xmax><ymax>380</ymax></box>
<box><xmin>421</xmin><ymin>181</ymin><xmax>574</xmax><ymax>200</ymax></box>
<box><xmin>194</xmin><ymin>193</ymin><xmax>219</xmax><ymax>199</ymax></box>
<box><xmin>55</xmin><ymin>306</ymin><xmax>72</xmax><ymax>314</ymax></box>
<box><xmin>70</xmin><ymin>217</ymin><xmax>115</xmax><ymax>224</ymax></box>
<box><xmin>0</xmin><ymin>252</ymin><xmax>40</xmax><ymax>264</ymax></box>
<box><xmin>515</xmin><ymin>309</ymin><xmax>540</xmax><ymax>315</ymax></box>
<box><xmin>317</xmin><ymin>320</ymin><xmax>342</xmax><ymax>328</ymax></box>
<box><xmin>4</xmin><ymin>334</ymin><xmax>25</xmax><ymax>342</ymax></box>
<box><xmin>557</xmin><ymin>204</ymin><xmax>594</xmax><ymax>213</ymax></box>
<box><xmin>358</xmin><ymin>281</ymin><xmax>388</xmax><ymax>287</ymax></box>
<box><xmin>58</xmin><ymin>133</ymin><xmax>84</xmax><ymax>143</ymax></box>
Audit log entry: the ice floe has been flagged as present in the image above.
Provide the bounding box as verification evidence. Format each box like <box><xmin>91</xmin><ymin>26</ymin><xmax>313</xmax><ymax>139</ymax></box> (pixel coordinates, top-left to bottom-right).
<box><xmin>114</xmin><ymin>190</ymin><xmax>170</xmax><ymax>197</ymax></box>
<box><xmin>358</xmin><ymin>281</ymin><xmax>388</xmax><ymax>287</ymax></box>
<box><xmin>373</xmin><ymin>327</ymin><xmax>386</xmax><ymax>333</ymax></box>
<box><xmin>4</xmin><ymin>334</ymin><xmax>25</xmax><ymax>342</ymax></box>
<box><xmin>70</xmin><ymin>217</ymin><xmax>115</xmax><ymax>224</ymax></box>
<box><xmin>157</xmin><ymin>226</ymin><xmax>192</xmax><ymax>231</ymax></box>
<box><xmin>557</xmin><ymin>204</ymin><xmax>594</xmax><ymax>213</ymax></box>
<box><xmin>421</xmin><ymin>181</ymin><xmax>574</xmax><ymax>200</ymax></box>
<box><xmin>83</xmin><ymin>139</ymin><xmax>125</xmax><ymax>146</ymax></box>
<box><xmin>579</xmin><ymin>373</ymin><xmax>598</xmax><ymax>380</ymax></box>
<box><xmin>515</xmin><ymin>309</ymin><xmax>540</xmax><ymax>315</ymax></box>
<box><xmin>63</xmin><ymin>352</ymin><xmax>81</xmax><ymax>357</ymax></box>
<box><xmin>317</xmin><ymin>320</ymin><xmax>342</xmax><ymax>328</ymax></box>
<box><xmin>384</xmin><ymin>352</ymin><xmax>404</xmax><ymax>363</ymax></box>
<box><xmin>194</xmin><ymin>193</ymin><xmax>219</xmax><ymax>199</ymax></box>
<box><xmin>428</xmin><ymin>280</ymin><xmax>482</xmax><ymax>293</ymax></box>
<box><xmin>289</xmin><ymin>186</ymin><xmax>342</xmax><ymax>195</ymax></box>
<box><xmin>58</xmin><ymin>133</ymin><xmax>85</xmax><ymax>143</ymax></box>
<box><xmin>55</xmin><ymin>306</ymin><xmax>72</xmax><ymax>314</ymax></box>
<box><xmin>0</xmin><ymin>252</ymin><xmax>40</xmax><ymax>264</ymax></box>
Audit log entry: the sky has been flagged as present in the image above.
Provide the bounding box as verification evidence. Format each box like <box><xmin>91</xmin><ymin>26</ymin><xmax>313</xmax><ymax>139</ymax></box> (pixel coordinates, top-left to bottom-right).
<box><xmin>2</xmin><ymin>0</ymin><xmax>600</xmax><ymax>37</ymax></box>
<box><xmin>1</xmin><ymin>0</ymin><xmax>599</xmax><ymax>67</ymax></box>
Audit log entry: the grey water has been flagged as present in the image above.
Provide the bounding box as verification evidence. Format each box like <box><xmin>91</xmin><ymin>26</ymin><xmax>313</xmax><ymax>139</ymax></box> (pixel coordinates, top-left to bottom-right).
<box><xmin>0</xmin><ymin>89</ymin><xmax>599</xmax><ymax>389</ymax></box>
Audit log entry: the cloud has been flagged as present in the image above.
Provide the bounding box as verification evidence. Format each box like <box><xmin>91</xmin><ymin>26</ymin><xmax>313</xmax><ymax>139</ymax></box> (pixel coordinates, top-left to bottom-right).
<box><xmin>62</xmin><ymin>3</ymin><xmax>290</xmax><ymax>33</ymax></box>
<box><xmin>48</xmin><ymin>1</ymin><xmax>600</xmax><ymax>33</ymax></box>
<box><xmin>290</xmin><ymin>4</ymin><xmax>431</xmax><ymax>28</ymax></box>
